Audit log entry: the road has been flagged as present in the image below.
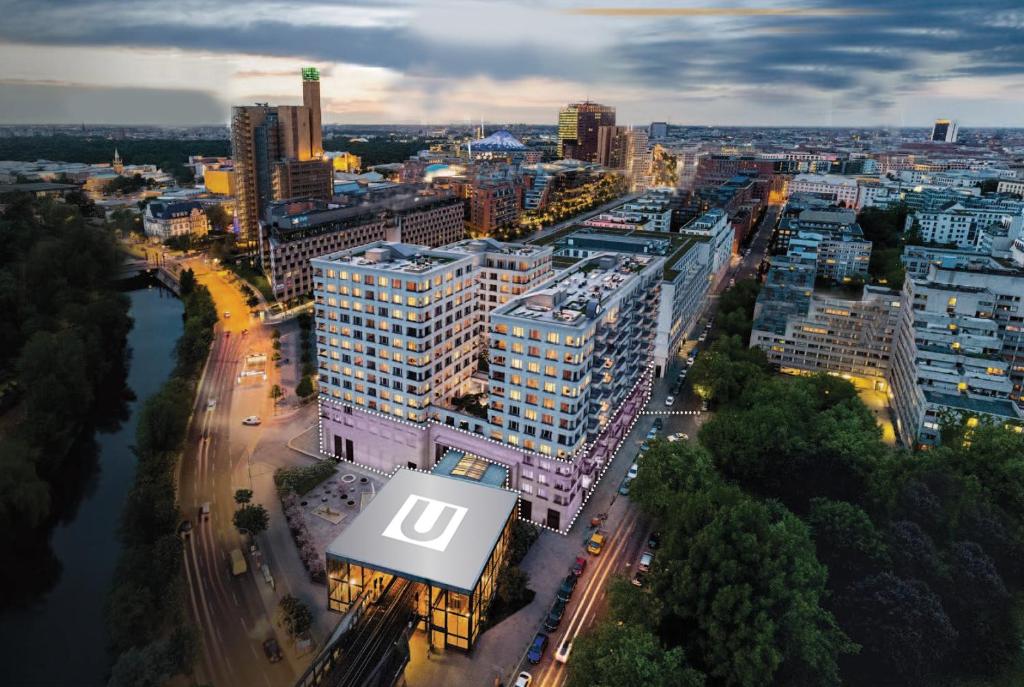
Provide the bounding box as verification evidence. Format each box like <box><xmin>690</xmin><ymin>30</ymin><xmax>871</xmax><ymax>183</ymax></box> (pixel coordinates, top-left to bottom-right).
<box><xmin>505</xmin><ymin>204</ymin><xmax>779</xmax><ymax>687</ymax></box>
<box><xmin>176</xmin><ymin>260</ymin><xmax>296</xmax><ymax>687</ymax></box>
<box><xmin>525</xmin><ymin>193</ymin><xmax>639</xmax><ymax>243</ymax></box>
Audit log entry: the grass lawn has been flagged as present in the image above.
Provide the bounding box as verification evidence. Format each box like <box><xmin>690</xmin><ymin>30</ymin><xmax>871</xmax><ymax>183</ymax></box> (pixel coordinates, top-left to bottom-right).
<box><xmin>226</xmin><ymin>259</ymin><xmax>275</xmax><ymax>302</ymax></box>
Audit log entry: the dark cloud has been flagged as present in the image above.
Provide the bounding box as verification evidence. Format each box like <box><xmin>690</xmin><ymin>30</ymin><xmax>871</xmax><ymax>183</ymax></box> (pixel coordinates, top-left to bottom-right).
<box><xmin>0</xmin><ymin>81</ymin><xmax>226</xmax><ymax>124</ymax></box>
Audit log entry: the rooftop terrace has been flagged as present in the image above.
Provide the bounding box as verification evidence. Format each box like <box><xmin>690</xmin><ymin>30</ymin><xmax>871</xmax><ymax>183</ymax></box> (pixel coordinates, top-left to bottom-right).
<box><xmin>531</xmin><ymin>224</ymin><xmax>700</xmax><ymax>281</ymax></box>
<box><xmin>316</xmin><ymin>242</ymin><xmax>459</xmax><ymax>274</ymax></box>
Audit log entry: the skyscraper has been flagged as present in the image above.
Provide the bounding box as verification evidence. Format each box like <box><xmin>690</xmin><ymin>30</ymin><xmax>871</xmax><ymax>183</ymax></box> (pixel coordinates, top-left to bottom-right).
<box><xmin>231</xmin><ymin>68</ymin><xmax>332</xmax><ymax>258</ymax></box>
<box><xmin>557</xmin><ymin>101</ymin><xmax>615</xmax><ymax>162</ymax></box>
<box><xmin>596</xmin><ymin>125</ymin><xmax>629</xmax><ymax>168</ymax></box>
<box><xmin>930</xmin><ymin>118</ymin><xmax>958</xmax><ymax>143</ymax></box>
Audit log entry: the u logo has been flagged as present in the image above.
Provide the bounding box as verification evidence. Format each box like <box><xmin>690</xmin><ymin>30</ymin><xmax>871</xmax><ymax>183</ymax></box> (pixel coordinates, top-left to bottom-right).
<box><xmin>381</xmin><ymin>495</ymin><xmax>468</xmax><ymax>552</ymax></box>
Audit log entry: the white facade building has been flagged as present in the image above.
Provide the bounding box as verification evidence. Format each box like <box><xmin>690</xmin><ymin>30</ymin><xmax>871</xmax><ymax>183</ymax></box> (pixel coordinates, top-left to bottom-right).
<box><xmin>142</xmin><ymin>200</ymin><xmax>209</xmax><ymax>240</ymax></box>
<box><xmin>788</xmin><ymin>174</ymin><xmax>861</xmax><ymax>207</ymax></box>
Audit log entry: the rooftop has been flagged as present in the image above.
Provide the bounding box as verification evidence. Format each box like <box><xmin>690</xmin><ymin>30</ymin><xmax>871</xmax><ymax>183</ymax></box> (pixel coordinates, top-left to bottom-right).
<box><xmin>316</xmin><ymin>241</ymin><xmax>460</xmax><ymax>274</ymax></box>
<box><xmin>496</xmin><ymin>252</ymin><xmax>658</xmax><ymax>326</ymax></box>
<box><xmin>531</xmin><ymin>224</ymin><xmax>700</xmax><ymax>281</ymax></box>
<box><xmin>325</xmin><ymin>469</ymin><xmax>517</xmax><ymax>594</ymax></box>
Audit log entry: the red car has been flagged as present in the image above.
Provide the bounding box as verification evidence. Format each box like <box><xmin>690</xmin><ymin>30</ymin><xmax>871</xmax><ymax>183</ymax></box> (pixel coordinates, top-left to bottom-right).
<box><xmin>571</xmin><ymin>556</ymin><xmax>586</xmax><ymax>576</ymax></box>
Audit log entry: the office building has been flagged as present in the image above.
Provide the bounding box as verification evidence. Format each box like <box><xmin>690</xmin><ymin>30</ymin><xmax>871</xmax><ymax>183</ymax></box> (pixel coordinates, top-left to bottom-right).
<box><xmin>889</xmin><ymin>261</ymin><xmax>1024</xmax><ymax>447</ymax></box>
<box><xmin>648</xmin><ymin>121</ymin><xmax>668</xmax><ymax>140</ymax></box>
<box><xmin>596</xmin><ymin>125</ymin><xmax>629</xmax><ymax>169</ymax></box>
<box><xmin>260</xmin><ymin>191</ymin><xmax>464</xmax><ymax>302</ymax></box>
<box><xmin>931</xmin><ymin>119</ymin><xmax>959</xmax><ymax>143</ymax></box>
<box><xmin>782</xmin><ymin>209</ymin><xmax>871</xmax><ymax>283</ymax></box>
<box><xmin>557</xmin><ymin>102</ymin><xmax>615</xmax><ymax>162</ymax></box>
<box><xmin>788</xmin><ymin>174</ymin><xmax>861</xmax><ymax>207</ymax></box>
<box><xmin>327</xmin><ymin>151</ymin><xmax>362</xmax><ymax>173</ymax></box>
<box><xmin>231</xmin><ymin>68</ymin><xmax>332</xmax><ymax>256</ymax></box>
<box><xmin>143</xmin><ymin>200</ymin><xmax>210</xmax><ymax>240</ymax></box>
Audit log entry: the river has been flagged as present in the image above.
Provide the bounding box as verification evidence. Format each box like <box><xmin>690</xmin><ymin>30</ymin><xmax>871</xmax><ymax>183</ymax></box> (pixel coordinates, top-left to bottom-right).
<box><xmin>0</xmin><ymin>284</ymin><xmax>183</xmax><ymax>687</ymax></box>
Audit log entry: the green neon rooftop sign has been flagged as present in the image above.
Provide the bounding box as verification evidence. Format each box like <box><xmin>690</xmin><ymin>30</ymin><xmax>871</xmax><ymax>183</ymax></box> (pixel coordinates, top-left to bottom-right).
<box><xmin>301</xmin><ymin>67</ymin><xmax>320</xmax><ymax>81</ymax></box>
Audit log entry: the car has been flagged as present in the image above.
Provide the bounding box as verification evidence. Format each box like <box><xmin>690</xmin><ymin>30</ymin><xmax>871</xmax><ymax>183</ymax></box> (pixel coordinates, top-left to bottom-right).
<box><xmin>646</xmin><ymin>428</ymin><xmax>658</xmax><ymax>440</ymax></box>
<box><xmin>242</xmin><ymin>415</ymin><xmax>262</xmax><ymax>426</ymax></box>
<box><xmin>648</xmin><ymin>531</ymin><xmax>662</xmax><ymax>549</ymax></box>
<box><xmin>527</xmin><ymin>633</ymin><xmax>549</xmax><ymax>664</ymax></box>
<box><xmin>729</xmin><ymin>278</ymin><xmax>736</xmax><ymax>287</ymax></box>
<box><xmin>571</xmin><ymin>556</ymin><xmax>587</xmax><ymax>576</ymax></box>
<box><xmin>686</xmin><ymin>356</ymin><xmax>695</xmax><ymax>366</ymax></box>
<box><xmin>554</xmin><ymin>639</ymin><xmax>573</xmax><ymax>664</ymax></box>
<box><xmin>665</xmin><ymin>395</ymin><xmax>675</xmax><ymax>407</ymax></box>
<box><xmin>631</xmin><ymin>572</ymin><xmax>646</xmax><ymax>587</ymax></box>
<box><xmin>262</xmin><ymin>637</ymin><xmax>282</xmax><ymax>663</ymax></box>
<box><xmin>199</xmin><ymin>502</ymin><xmax>211</xmax><ymax>520</ymax></box>
<box><xmin>652</xmin><ymin>417</ymin><xmax>663</xmax><ymax>430</ymax></box>
<box><xmin>177</xmin><ymin>520</ymin><xmax>192</xmax><ymax>538</ymax></box>
<box><xmin>223</xmin><ymin>311</ymin><xmax>231</xmax><ymax>318</ymax></box>
<box><xmin>701</xmin><ymin>399</ymin><xmax>710</xmax><ymax>411</ymax></box>
<box><xmin>627</xmin><ymin>463</ymin><xmax>639</xmax><ymax>480</ymax></box>
<box><xmin>514</xmin><ymin>672</ymin><xmax>533</xmax><ymax>687</ymax></box>
<box><xmin>667</xmin><ymin>432</ymin><xmax>689</xmax><ymax>442</ymax></box>
<box><xmin>587</xmin><ymin>532</ymin><xmax>606</xmax><ymax>555</ymax></box>
<box><xmin>698</xmin><ymin>333</ymin><xmax>707</xmax><ymax>342</ymax></box>
<box><xmin>639</xmin><ymin>441</ymin><xmax>650</xmax><ymax>452</ymax></box>
<box><xmin>206</xmin><ymin>399</ymin><xmax>217</xmax><ymax>411</ymax></box>
<box><xmin>618</xmin><ymin>480</ymin><xmax>631</xmax><ymax>496</ymax></box>
<box><xmin>544</xmin><ymin>599</ymin><xmax>567</xmax><ymax>631</ymax></box>
<box><xmin>557</xmin><ymin>573</ymin><xmax>578</xmax><ymax>601</ymax></box>
<box><xmin>638</xmin><ymin>550</ymin><xmax>654</xmax><ymax>572</ymax></box>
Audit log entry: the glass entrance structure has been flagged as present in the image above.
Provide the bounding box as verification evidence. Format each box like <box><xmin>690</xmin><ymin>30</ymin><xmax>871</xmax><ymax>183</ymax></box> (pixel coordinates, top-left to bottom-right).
<box><xmin>326</xmin><ymin>469</ymin><xmax>517</xmax><ymax>651</ymax></box>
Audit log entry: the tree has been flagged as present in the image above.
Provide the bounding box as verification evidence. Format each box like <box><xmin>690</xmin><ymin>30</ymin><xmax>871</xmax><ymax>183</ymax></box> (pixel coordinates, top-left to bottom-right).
<box><xmin>944</xmin><ymin>541</ymin><xmax>1016</xmax><ymax>672</ymax></box>
<box><xmin>178</xmin><ymin>268</ymin><xmax>197</xmax><ymax>296</ymax></box>
<box><xmin>807</xmin><ymin>498</ymin><xmax>889</xmax><ymax>591</ymax></box>
<box><xmin>687</xmin><ymin>335</ymin><xmax>769</xmax><ymax>406</ymax></box>
<box><xmin>606</xmin><ymin>576</ymin><xmax>664</xmax><ymax>630</ymax></box>
<box><xmin>205</xmin><ymin>204</ymin><xmax>230</xmax><ymax>232</ymax></box>
<box><xmin>295</xmin><ymin>375</ymin><xmax>314</xmax><ymax>399</ymax></box>
<box><xmin>567</xmin><ymin>621</ymin><xmax>705</xmax><ymax>687</ymax></box>
<box><xmin>233</xmin><ymin>504</ymin><xmax>269</xmax><ymax>536</ymax></box>
<box><xmin>270</xmin><ymin>384</ymin><xmax>283</xmax><ymax>404</ymax></box>
<box><xmin>278</xmin><ymin>594</ymin><xmax>313</xmax><ymax>638</ymax></box>
<box><xmin>495</xmin><ymin>565</ymin><xmax>532</xmax><ymax>610</ymax></box>
<box><xmin>234</xmin><ymin>489</ymin><xmax>253</xmax><ymax>504</ymax></box>
<box><xmin>630</xmin><ymin>439</ymin><xmax>719</xmax><ymax>523</ymax></box>
<box><xmin>836</xmin><ymin>573</ymin><xmax>956</xmax><ymax>687</ymax></box>
<box><xmin>508</xmin><ymin>519</ymin><xmax>539</xmax><ymax>565</ymax></box>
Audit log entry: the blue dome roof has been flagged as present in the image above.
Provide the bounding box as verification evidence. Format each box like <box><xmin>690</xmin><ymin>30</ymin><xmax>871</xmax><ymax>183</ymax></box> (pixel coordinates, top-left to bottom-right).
<box><xmin>471</xmin><ymin>130</ymin><xmax>527</xmax><ymax>151</ymax></box>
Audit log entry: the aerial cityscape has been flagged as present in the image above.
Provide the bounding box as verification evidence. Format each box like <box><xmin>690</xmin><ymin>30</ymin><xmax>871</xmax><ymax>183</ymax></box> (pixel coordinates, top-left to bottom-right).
<box><xmin>1</xmin><ymin>2</ymin><xmax>1024</xmax><ymax>687</ymax></box>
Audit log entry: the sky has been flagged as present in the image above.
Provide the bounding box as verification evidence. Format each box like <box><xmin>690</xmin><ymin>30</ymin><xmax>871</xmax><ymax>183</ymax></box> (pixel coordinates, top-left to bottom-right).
<box><xmin>0</xmin><ymin>0</ymin><xmax>1021</xmax><ymax>127</ymax></box>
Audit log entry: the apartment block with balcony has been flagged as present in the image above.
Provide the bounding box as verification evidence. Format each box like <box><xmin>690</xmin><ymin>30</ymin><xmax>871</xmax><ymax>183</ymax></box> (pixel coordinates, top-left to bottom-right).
<box><xmin>889</xmin><ymin>263</ymin><xmax>1024</xmax><ymax>447</ymax></box>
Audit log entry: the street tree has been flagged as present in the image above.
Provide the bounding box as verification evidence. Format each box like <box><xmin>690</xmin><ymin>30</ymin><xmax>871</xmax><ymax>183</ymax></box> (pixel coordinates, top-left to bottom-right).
<box><xmin>233</xmin><ymin>489</ymin><xmax>253</xmax><ymax>504</ymax></box>
<box><xmin>233</xmin><ymin>504</ymin><xmax>269</xmax><ymax>537</ymax></box>
<box><xmin>567</xmin><ymin>621</ymin><xmax>705</xmax><ymax>687</ymax></box>
<box><xmin>278</xmin><ymin>594</ymin><xmax>313</xmax><ymax>638</ymax></box>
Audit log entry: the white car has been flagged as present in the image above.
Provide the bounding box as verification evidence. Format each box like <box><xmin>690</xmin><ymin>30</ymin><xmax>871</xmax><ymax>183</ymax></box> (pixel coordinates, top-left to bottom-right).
<box><xmin>627</xmin><ymin>463</ymin><xmax>639</xmax><ymax>480</ymax></box>
<box><xmin>667</xmin><ymin>432</ymin><xmax>689</xmax><ymax>443</ymax></box>
<box><xmin>638</xmin><ymin>550</ymin><xmax>654</xmax><ymax>572</ymax></box>
<box><xmin>206</xmin><ymin>399</ymin><xmax>217</xmax><ymax>411</ymax></box>
<box><xmin>514</xmin><ymin>671</ymin><xmax>533</xmax><ymax>687</ymax></box>
<box><xmin>698</xmin><ymin>333</ymin><xmax>707</xmax><ymax>342</ymax></box>
<box><xmin>242</xmin><ymin>416</ymin><xmax>262</xmax><ymax>426</ymax></box>
<box><xmin>686</xmin><ymin>356</ymin><xmax>695</xmax><ymax>366</ymax></box>
<box><xmin>665</xmin><ymin>395</ymin><xmax>675</xmax><ymax>407</ymax></box>
<box><xmin>554</xmin><ymin>640</ymin><xmax>573</xmax><ymax>664</ymax></box>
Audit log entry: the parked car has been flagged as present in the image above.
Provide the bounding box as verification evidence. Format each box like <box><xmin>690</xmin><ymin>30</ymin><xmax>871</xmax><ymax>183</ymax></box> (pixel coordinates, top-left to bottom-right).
<box><xmin>544</xmin><ymin>599</ymin><xmax>567</xmax><ymax>631</ymax></box>
<box><xmin>206</xmin><ymin>399</ymin><xmax>217</xmax><ymax>411</ymax></box>
<box><xmin>648</xmin><ymin>531</ymin><xmax>662</xmax><ymax>549</ymax></box>
<box><xmin>652</xmin><ymin>417</ymin><xmax>663</xmax><ymax>430</ymax></box>
<box><xmin>571</xmin><ymin>556</ymin><xmax>587</xmax><ymax>576</ymax></box>
<box><xmin>557</xmin><ymin>574</ymin><xmax>578</xmax><ymax>602</ymax></box>
<box><xmin>646</xmin><ymin>428</ymin><xmax>658</xmax><ymax>440</ymax></box>
<box><xmin>242</xmin><ymin>415</ymin><xmax>262</xmax><ymax>426</ymax></box>
<box><xmin>631</xmin><ymin>572</ymin><xmax>646</xmax><ymax>587</ymax></box>
<box><xmin>686</xmin><ymin>356</ymin><xmax>695</xmax><ymax>366</ymax></box>
<box><xmin>514</xmin><ymin>672</ymin><xmax>533</xmax><ymax>687</ymax></box>
<box><xmin>639</xmin><ymin>441</ymin><xmax>650</xmax><ymax>452</ymax></box>
<box><xmin>262</xmin><ymin>638</ymin><xmax>282</xmax><ymax>663</ymax></box>
<box><xmin>554</xmin><ymin>639</ymin><xmax>573</xmax><ymax>664</ymax></box>
<box><xmin>667</xmin><ymin>432</ymin><xmax>689</xmax><ymax>443</ymax></box>
<box><xmin>527</xmin><ymin>633</ymin><xmax>549</xmax><ymax>664</ymax></box>
<box><xmin>627</xmin><ymin>463</ymin><xmax>639</xmax><ymax>480</ymax></box>
<box><xmin>587</xmin><ymin>532</ymin><xmax>606</xmax><ymax>555</ymax></box>
<box><xmin>639</xmin><ymin>550</ymin><xmax>654</xmax><ymax>572</ymax></box>
<box><xmin>698</xmin><ymin>333</ymin><xmax>707</xmax><ymax>342</ymax></box>
<box><xmin>618</xmin><ymin>480</ymin><xmax>631</xmax><ymax>496</ymax></box>
<box><xmin>665</xmin><ymin>395</ymin><xmax>675</xmax><ymax>407</ymax></box>
<box><xmin>177</xmin><ymin>520</ymin><xmax>192</xmax><ymax>538</ymax></box>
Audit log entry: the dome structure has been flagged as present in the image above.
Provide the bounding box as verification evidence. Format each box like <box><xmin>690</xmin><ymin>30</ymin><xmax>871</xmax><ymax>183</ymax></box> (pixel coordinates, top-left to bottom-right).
<box><xmin>470</xmin><ymin>130</ymin><xmax>527</xmax><ymax>152</ymax></box>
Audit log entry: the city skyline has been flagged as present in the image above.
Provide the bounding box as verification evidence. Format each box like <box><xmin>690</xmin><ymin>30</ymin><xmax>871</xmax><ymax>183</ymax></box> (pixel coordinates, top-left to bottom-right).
<box><xmin>0</xmin><ymin>0</ymin><xmax>1022</xmax><ymax>127</ymax></box>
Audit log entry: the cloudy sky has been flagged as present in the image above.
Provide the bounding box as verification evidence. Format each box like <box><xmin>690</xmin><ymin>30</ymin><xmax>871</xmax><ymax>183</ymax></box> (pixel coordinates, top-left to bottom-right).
<box><xmin>0</xmin><ymin>0</ymin><xmax>1021</xmax><ymax>127</ymax></box>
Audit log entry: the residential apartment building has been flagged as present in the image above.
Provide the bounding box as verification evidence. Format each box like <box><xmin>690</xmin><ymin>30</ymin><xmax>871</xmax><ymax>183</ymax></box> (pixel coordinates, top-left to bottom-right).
<box><xmin>751</xmin><ymin>256</ymin><xmax>899</xmax><ymax>390</ymax></box>
<box><xmin>467</xmin><ymin>181</ymin><xmax>520</xmax><ymax>237</ymax></box>
<box><xmin>889</xmin><ymin>262</ymin><xmax>1024</xmax><ymax>447</ymax></box>
<box><xmin>997</xmin><ymin>180</ymin><xmax>1024</xmax><ymax>196</ymax></box>
<box><xmin>788</xmin><ymin>174</ymin><xmax>861</xmax><ymax>207</ymax></box>
<box><xmin>388</xmin><ymin>192</ymin><xmax>465</xmax><ymax>247</ymax></box>
<box><xmin>313</xmin><ymin>245</ymin><xmax>660</xmax><ymax>531</ymax></box>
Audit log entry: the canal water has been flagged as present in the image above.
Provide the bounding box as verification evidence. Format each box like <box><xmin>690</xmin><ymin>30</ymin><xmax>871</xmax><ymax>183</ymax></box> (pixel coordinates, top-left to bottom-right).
<box><xmin>0</xmin><ymin>284</ymin><xmax>183</xmax><ymax>686</ymax></box>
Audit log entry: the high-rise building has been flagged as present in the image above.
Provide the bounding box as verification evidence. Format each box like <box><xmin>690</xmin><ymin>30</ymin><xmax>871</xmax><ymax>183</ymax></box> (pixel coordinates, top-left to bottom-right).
<box><xmin>930</xmin><ymin>118</ymin><xmax>959</xmax><ymax>143</ymax></box>
<box><xmin>648</xmin><ymin>121</ymin><xmax>668</xmax><ymax>140</ymax></box>
<box><xmin>557</xmin><ymin>102</ymin><xmax>615</xmax><ymax>162</ymax></box>
<box><xmin>596</xmin><ymin>125</ymin><xmax>629</xmax><ymax>169</ymax></box>
<box><xmin>625</xmin><ymin>128</ymin><xmax>650</xmax><ymax>191</ymax></box>
<box><xmin>231</xmin><ymin>68</ymin><xmax>332</xmax><ymax>258</ymax></box>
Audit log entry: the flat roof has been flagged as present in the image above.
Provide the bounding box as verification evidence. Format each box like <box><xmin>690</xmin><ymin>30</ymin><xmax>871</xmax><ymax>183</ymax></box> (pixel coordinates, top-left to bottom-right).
<box><xmin>326</xmin><ymin>469</ymin><xmax>518</xmax><ymax>594</ymax></box>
